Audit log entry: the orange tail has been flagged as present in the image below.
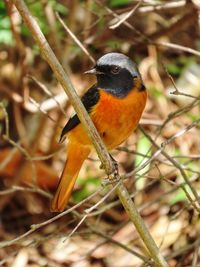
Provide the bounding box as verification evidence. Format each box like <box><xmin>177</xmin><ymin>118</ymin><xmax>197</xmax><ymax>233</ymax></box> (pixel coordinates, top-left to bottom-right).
<box><xmin>51</xmin><ymin>142</ymin><xmax>91</xmax><ymax>212</ymax></box>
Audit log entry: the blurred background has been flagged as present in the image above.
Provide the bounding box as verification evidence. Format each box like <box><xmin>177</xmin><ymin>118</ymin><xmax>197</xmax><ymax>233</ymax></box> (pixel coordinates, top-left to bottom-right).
<box><xmin>0</xmin><ymin>0</ymin><xmax>200</xmax><ymax>266</ymax></box>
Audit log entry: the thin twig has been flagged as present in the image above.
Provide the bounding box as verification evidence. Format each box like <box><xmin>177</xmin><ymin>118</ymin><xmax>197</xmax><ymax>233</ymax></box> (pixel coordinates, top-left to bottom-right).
<box><xmin>109</xmin><ymin>0</ymin><xmax>143</xmax><ymax>29</ymax></box>
<box><xmin>56</xmin><ymin>12</ymin><xmax>95</xmax><ymax>64</ymax></box>
<box><xmin>156</xmin><ymin>41</ymin><xmax>200</xmax><ymax>58</ymax></box>
<box><xmin>138</xmin><ymin>0</ymin><xmax>187</xmax><ymax>13</ymax></box>
<box><xmin>87</xmin><ymin>223</ymin><xmax>151</xmax><ymax>264</ymax></box>
<box><xmin>164</xmin><ymin>66</ymin><xmax>200</xmax><ymax>100</ymax></box>
<box><xmin>27</xmin><ymin>75</ymin><xmax>66</xmax><ymax>116</ymax></box>
<box><xmin>96</xmin><ymin>0</ymin><xmax>149</xmax><ymax>42</ymax></box>
<box><xmin>114</xmin><ymin>180</ymin><xmax>168</xmax><ymax>267</ymax></box>
<box><xmin>63</xmin><ymin>214</ymin><xmax>88</xmax><ymax>242</ymax></box>
<box><xmin>161</xmin><ymin>118</ymin><xmax>200</xmax><ymax>147</ymax></box>
<box><xmin>0</xmin><ymin>185</ymin><xmax>51</xmax><ymax>198</ymax></box>
<box><xmin>139</xmin><ymin>126</ymin><xmax>200</xmax><ymax>211</ymax></box>
<box><xmin>0</xmin><ymin>187</ymin><xmax>103</xmax><ymax>248</ymax></box>
<box><xmin>29</xmin><ymin>97</ymin><xmax>59</xmax><ymax>124</ymax></box>
<box><xmin>62</xmin><ymin>183</ymin><xmax>121</xmax><ymax>242</ymax></box>
<box><xmin>158</xmin><ymin>99</ymin><xmax>199</xmax><ymax>132</ymax></box>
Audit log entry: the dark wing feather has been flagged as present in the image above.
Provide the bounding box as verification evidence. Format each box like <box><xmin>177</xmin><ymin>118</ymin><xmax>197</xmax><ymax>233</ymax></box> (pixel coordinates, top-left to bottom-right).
<box><xmin>59</xmin><ymin>84</ymin><xmax>100</xmax><ymax>142</ymax></box>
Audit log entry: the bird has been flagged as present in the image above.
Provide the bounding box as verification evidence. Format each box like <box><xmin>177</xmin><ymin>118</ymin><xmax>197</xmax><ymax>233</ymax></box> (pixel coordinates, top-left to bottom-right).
<box><xmin>51</xmin><ymin>52</ymin><xmax>147</xmax><ymax>212</ymax></box>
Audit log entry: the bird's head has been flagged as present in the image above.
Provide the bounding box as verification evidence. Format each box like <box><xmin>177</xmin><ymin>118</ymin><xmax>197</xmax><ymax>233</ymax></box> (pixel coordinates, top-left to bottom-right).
<box><xmin>85</xmin><ymin>52</ymin><xmax>144</xmax><ymax>97</ymax></box>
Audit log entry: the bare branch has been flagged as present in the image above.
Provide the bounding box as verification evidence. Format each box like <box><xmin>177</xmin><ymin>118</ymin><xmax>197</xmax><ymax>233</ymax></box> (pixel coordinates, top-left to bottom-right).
<box><xmin>0</xmin><ymin>188</ymin><xmax>103</xmax><ymax>248</ymax></box>
<box><xmin>109</xmin><ymin>0</ymin><xmax>143</xmax><ymax>29</ymax></box>
<box><xmin>138</xmin><ymin>0</ymin><xmax>187</xmax><ymax>13</ymax></box>
<box><xmin>56</xmin><ymin>12</ymin><xmax>95</xmax><ymax>64</ymax></box>
<box><xmin>0</xmin><ymin>185</ymin><xmax>51</xmax><ymax>198</ymax></box>
<box><xmin>156</xmin><ymin>41</ymin><xmax>200</xmax><ymax>58</ymax></box>
<box><xmin>139</xmin><ymin>126</ymin><xmax>200</xmax><ymax>212</ymax></box>
<box><xmin>27</xmin><ymin>75</ymin><xmax>67</xmax><ymax>116</ymax></box>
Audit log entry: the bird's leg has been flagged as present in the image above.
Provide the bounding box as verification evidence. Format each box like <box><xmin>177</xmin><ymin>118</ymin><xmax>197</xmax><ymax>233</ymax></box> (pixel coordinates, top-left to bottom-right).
<box><xmin>109</xmin><ymin>154</ymin><xmax>119</xmax><ymax>174</ymax></box>
<box><xmin>99</xmin><ymin>154</ymin><xmax>118</xmax><ymax>170</ymax></box>
<box><xmin>102</xmin><ymin>154</ymin><xmax>120</xmax><ymax>186</ymax></box>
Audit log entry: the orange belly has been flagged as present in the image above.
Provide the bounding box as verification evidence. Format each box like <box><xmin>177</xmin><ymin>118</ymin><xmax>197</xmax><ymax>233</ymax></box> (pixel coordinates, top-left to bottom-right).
<box><xmin>68</xmin><ymin>89</ymin><xmax>147</xmax><ymax>150</ymax></box>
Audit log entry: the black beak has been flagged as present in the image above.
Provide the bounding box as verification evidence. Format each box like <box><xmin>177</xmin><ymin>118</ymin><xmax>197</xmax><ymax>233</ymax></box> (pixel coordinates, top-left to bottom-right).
<box><xmin>84</xmin><ymin>68</ymin><xmax>104</xmax><ymax>75</ymax></box>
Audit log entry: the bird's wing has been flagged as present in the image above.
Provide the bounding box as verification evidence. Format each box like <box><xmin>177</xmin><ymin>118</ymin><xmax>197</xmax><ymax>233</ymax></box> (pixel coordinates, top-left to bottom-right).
<box><xmin>59</xmin><ymin>84</ymin><xmax>100</xmax><ymax>142</ymax></box>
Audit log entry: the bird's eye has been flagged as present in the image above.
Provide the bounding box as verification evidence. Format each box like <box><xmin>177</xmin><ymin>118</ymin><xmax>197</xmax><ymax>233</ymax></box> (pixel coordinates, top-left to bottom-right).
<box><xmin>111</xmin><ymin>66</ymin><xmax>120</xmax><ymax>74</ymax></box>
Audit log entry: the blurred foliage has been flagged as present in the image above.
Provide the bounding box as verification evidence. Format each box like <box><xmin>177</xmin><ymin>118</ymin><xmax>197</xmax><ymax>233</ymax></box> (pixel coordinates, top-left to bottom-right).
<box><xmin>0</xmin><ymin>2</ymin><xmax>13</xmax><ymax>45</ymax></box>
<box><xmin>135</xmin><ymin>134</ymin><xmax>151</xmax><ymax>190</ymax></box>
<box><xmin>73</xmin><ymin>175</ymin><xmax>101</xmax><ymax>202</ymax></box>
<box><xmin>166</xmin><ymin>56</ymin><xmax>196</xmax><ymax>77</ymax></box>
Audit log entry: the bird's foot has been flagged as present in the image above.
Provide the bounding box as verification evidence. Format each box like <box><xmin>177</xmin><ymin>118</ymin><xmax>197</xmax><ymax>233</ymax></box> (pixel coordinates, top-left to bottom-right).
<box><xmin>110</xmin><ymin>154</ymin><xmax>119</xmax><ymax>175</ymax></box>
<box><xmin>102</xmin><ymin>174</ymin><xmax>121</xmax><ymax>186</ymax></box>
<box><xmin>100</xmin><ymin>154</ymin><xmax>120</xmax><ymax>186</ymax></box>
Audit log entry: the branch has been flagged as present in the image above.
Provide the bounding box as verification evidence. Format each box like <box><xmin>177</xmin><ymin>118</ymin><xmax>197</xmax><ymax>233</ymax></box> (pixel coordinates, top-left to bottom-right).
<box><xmin>0</xmin><ymin>185</ymin><xmax>51</xmax><ymax>198</ymax></box>
<box><xmin>56</xmin><ymin>12</ymin><xmax>95</xmax><ymax>64</ymax></box>
<box><xmin>139</xmin><ymin>126</ymin><xmax>200</xmax><ymax>212</ymax></box>
<box><xmin>27</xmin><ymin>75</ymin><xmax>67</xmax><ymax>116</ymax></box>
<box><xmin>138</xmin><ymin>0</ymin><xmax>187</xmax><ymax>13</ymax></box>
<box><xmin>0</xmin><ymin>188</ymin><xmax>103</xmax><ymax>248</ymax></box>
<box><xmin>87</xmin><ymin>224</ymin><xmax>149</xmax><ymax>263</ymax></box>
<box><xmin>109</xmin><ymin>0</ymin><xmax>143</xmax><ymax>29</ymax></box>
<box><xmin>155</xmin><ymin>41</ymin><xmax>200</xmax><ymax>58</ymax></box>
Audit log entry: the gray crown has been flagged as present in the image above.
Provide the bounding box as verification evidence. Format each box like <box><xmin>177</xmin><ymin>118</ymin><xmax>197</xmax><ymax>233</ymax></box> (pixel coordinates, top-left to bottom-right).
<box><xmin>97</xmin><ymin>52</ymin><xmax>140</xmax><ymax>77</ymax></box>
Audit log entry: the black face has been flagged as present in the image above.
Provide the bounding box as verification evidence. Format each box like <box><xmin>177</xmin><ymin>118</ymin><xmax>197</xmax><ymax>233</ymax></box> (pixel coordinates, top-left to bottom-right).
<box><xmin>85</xmin><ymin>53</ymin><xmax>144</xmax><ymax>97</ymax></box>
<box><xmin>95</xmin><ymin>64</ymin><xmax>135</xmax><ymax>98</ymax></box>
<box><xmin>88</xmin><ymin>53</ymin><xmax>143</xmax><ymax>98</ymax></box>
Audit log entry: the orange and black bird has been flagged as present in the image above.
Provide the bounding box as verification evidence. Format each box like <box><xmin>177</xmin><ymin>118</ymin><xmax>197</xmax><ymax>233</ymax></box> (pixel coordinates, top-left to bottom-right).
<box><xmin>51</xmin><ymin>53</ymin><xmax>147</xmax><ymax>212</ymax></box>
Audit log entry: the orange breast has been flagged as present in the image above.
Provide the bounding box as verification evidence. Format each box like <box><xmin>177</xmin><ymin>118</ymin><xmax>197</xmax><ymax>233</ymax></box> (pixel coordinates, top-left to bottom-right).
<box><xmin>68</xmin><ymin>89</ymin><xmax>147</xmax><ymax>150</ymax></box>
<box><xmin>91</xmin><ymin>89</ymin><xmax>147</xmax><ymax>149</ymax></box>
